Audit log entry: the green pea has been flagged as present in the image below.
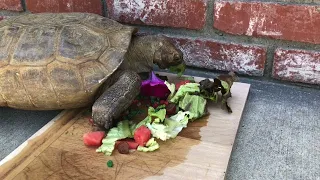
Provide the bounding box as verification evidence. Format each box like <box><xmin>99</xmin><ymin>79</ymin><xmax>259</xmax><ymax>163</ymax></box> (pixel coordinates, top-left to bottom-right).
<box><xmin>107</xmin><ymin>160</ymin><xmax>113</xmax><ymax>168</ymax></box>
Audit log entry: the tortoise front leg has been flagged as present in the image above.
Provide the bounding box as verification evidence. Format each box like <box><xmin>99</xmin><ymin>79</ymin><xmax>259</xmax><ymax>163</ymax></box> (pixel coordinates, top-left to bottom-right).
<box><xmin>92</xmin><ymin>70</ymin><xmax>141</xmax><ymax>130</ymax></box>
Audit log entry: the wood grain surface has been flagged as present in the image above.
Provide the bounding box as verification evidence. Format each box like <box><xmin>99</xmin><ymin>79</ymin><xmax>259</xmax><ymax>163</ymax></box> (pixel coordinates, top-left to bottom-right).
<box><xmin>0</xmin><ymin>72</ymin><xmax>250</xmax><ymax>180</ymax></box>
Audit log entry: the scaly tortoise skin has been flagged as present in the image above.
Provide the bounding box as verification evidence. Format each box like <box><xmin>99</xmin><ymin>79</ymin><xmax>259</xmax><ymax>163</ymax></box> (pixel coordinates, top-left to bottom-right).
<box><xmin>0</xmin><ymin>13</ymin><xmax>184</xmax><ymax>130</ymax></box>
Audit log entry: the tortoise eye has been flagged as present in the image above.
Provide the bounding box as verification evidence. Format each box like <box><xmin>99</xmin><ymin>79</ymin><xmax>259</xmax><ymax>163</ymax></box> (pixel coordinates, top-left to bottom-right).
<box><xmin>173</xmin><ymin>54</ymin><xmax>180</xmax><ymax>61</ymax></box>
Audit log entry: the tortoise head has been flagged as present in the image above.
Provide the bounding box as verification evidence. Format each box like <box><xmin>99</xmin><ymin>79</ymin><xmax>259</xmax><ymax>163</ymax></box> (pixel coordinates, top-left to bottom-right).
<box><xmin>152</xmin><ymin>36</ymin><xmax>184</xmax><ymax>69</ymax></box>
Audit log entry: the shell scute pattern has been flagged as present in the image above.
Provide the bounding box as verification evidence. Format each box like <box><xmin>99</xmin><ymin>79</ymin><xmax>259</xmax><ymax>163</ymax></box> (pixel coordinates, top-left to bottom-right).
<box><xmin>0</xmin><ymin>13</ymin><xmax>135</xmax><ymax>109</ymax></box>
<box><xmin>11</xmin><ymin>26</ymin><xmax>57</xmax><ymax>66</ymax></box>
<box><xmin>57</xmin><ymin>25</ymin><xmax>107</xmax><ymax>64</ymax></box>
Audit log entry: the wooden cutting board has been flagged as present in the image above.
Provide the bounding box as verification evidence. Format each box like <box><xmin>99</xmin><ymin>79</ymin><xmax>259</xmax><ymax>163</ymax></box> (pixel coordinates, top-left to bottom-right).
<box><xmin>0</xmin><ymin>72</ymin><xmax>250</xmax><ymax>180</ymax></box>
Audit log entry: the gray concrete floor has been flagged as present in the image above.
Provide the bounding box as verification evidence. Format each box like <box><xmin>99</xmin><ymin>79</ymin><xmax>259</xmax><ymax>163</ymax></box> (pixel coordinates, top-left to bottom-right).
<box><xmin>0</xmin><ymin>108</ymin><xmax>61</xmax><ymax>160</ymax></box>
<box><xmin>0</xmin><ymin>70</ymin><xmax>319</xmax><ymax>180</ymax></box>
<box><xmin>226</xmin><ymin>78</ymin><xmax>320</xmax><ymax>180</ymax></box>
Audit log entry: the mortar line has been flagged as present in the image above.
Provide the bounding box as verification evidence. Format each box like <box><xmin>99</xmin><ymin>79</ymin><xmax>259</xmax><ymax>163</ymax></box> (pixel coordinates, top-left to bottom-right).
<box><xmin>101</xmin><ymin>0</ymin><xmax>107</xmax><ymax>17</ymax></box>
<box><xmin>20</xmin><ymin>0</ymin><xmax>27</xmax><ymax>12</ymax></box>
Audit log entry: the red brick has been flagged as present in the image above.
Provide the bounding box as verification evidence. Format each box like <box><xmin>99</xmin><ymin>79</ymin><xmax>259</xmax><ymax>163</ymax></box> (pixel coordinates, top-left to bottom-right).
<box><xmin>170</xmin><ymin>37</ymin><xmax>266</xmax><ymax>76</ymax></box>
<box><xmin>26</xmin><ymin>0</ymin><xmax>103</xmax><ymax>15</ymax></box>
<box><xmin>273</xmin><ymin>49</ymin><xmax>320</xmax><ymax>85</ymax></box>
<box><xmin>214</xmin><ymin>1</ymin><xmax>320</xmax><ymax>44</ymax></box>
<box><xmin>0</xmin><ymin>0</ymin><xmax>23</xmax><ymax>11</ymax></box>
<box><xmin>106</xmin><ymin>0</ymin><xmax>207</xmax><ymax>30</ymax></box>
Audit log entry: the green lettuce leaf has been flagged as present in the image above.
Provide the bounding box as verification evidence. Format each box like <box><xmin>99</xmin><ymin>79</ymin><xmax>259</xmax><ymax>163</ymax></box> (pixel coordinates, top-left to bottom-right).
<box><xmin>137</xmin><ymin>138</ymin><xmax>160</xmax><ymax>152</ymax></box>
<box><xmin>200</xmin><ymin>93</ymin><xmax>218</xmax><ymax>102</ymax></box>
<box><xmin>169</xmin><ymin>63</ymin><xmax>186</xmax><ymax>77</ymax></box>
<box><xmin>133</xmin><ymin>106</ymin><xmax>166</xmax><ymax>131</ymax></box>
<box><xmin>177</xmin><ymin>76</ymin><xmax>196</xmax><ymax>83</ymax></box>
<box><xmin>164</xmin><ymin>81</ymin><xmax>176</xmax><ymax>100</ymax></box>
<box><xmin>148</xmin><ymin>107</ymin><xmax>166</xmax><ymax>123</ymax></box>
<box><xmin>169</xmin><ymin>83</ymin><xmax>200</xmax><ymax>103</ymax></box>
<box><xmin>146</xmin><ymin>123</ymin><xmax>168</xmax><ymax>141</ymax></box>
<box><xmin>221</xmin><ymin>80</ymin><xmax>230</xmax><ymax>96</ymax></box>
<box><xmin>164</xmin><ymin>111</ymin><xmax>190</xmax><ymax>136</ymax></box>
<box><xmin>96</xmin><ymin>120</ymin><xmax>133</xmax><ymax>156</ymax></box>
<box><xmin>146</xmin><ymin>111</ymin><xmax>191</xmax><ymax>141</ymax></box>
<box><xmin>178</xmin><ymin>93</ymin><xmax>207</xmax><ymax>120</ymax></box>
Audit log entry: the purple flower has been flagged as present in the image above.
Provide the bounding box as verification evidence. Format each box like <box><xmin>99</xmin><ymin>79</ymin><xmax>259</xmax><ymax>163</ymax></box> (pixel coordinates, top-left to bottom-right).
<box><xmin>140</xmin><ymin>72</ymin><xmax>170</xmax><ymax>99</ymax></box>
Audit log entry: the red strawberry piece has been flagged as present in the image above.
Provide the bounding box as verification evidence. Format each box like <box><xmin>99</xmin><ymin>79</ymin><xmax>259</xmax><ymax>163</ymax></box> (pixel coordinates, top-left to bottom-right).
<box><xmin>126</xmin><ymin>141</ymin><xmax>139</xmax><ymax>149</ymax></box>
<box><xmin>160</xmin><ymin>100</ymin><xmax>169</xmax><ymax>106</ymax></box>
<box><xmin>175</xmin><ymin>80</ymin><xmax>191</xmax><ymax>90</ymax></box>
<box><xmin>152</xmin><ymin>102</ymin><xmax>159</xmax><ymax>108</ymax></box>
<box><xmin>83</xmin><ymin>131</ymin><xmax>105</xmax><ymax>146</ymax></box>
<box><xmin>134</xmin><ymin>126</ymin><xmax>151</xmax><ymax>146</ymax></box>
<box><xmin>116</xmin><ymin>139</ymin><xmax>139</xmax><ymax>150</ymax></box>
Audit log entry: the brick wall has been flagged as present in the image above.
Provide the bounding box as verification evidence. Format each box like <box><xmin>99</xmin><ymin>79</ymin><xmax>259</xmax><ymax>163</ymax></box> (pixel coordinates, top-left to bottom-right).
<box><xmin>0</xmin><ymin>0</ymin><xmax>319</xmax><ymax>86</ymax></box>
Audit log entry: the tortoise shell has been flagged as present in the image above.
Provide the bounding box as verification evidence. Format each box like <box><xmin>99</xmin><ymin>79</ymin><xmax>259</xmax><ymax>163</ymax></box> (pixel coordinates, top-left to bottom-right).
<box><xmin>0</xmin><ymin>13</ymin><xmax>136</xmax><ymax>110</ymax></box>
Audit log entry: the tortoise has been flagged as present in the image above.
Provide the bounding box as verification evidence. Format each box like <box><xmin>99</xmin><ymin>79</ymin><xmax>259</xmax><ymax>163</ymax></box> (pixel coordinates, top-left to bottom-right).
<box><xmin>0</xmin><ymin>13</ymin><xmax>184</xmax><ymax>130</ymax></box>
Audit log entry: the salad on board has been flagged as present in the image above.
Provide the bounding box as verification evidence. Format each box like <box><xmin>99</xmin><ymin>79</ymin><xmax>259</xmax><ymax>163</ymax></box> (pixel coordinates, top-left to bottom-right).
<box><xmin>83</xmin><ymin>68</ymin><xmax>237</xmax><ymax>159</ymax></box>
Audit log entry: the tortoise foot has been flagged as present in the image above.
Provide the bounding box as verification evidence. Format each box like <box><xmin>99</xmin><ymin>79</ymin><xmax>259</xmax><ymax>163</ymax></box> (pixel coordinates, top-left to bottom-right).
<box><xmin>92</xmin><ymin>70</ymin><xmax>141</xmax><ymax>131</ymax></box>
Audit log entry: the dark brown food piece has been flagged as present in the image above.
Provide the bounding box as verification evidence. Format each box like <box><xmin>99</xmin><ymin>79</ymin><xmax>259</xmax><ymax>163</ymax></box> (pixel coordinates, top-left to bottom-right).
<box><xmin>117</xmin><ymin>141</ymin><xmax>130</xmax><ymax>154</ymax></box>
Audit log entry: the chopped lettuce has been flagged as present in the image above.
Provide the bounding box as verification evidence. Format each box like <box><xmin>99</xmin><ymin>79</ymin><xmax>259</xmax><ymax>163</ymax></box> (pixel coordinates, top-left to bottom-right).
<box><xmin>178</xmin><ymin>93</ymin><xmax>207</xmax><ymax>120</ymax></box>
<box><xmin>164</xmin><ymin>111</ymin><xmax>190</xmax><ymax>137</ymax></box>
<box><xmin>179</xmin><ymin>76</ymin><xmax>196</xmax><ymax>83</ymax></box>
<box><xmin>164</xmin><ymin>81</ymin><xmax>176</xmax><ymax>100</ymax></box>
<box><xmin>96</xmin><ymin>120</ymin><xmax>133</xmax><ymax>156</ymax></box>
<box><xmin>133</xmin><ymin>106</ymin><xmax>166</xmax><ymax>131</ymax></box>
<box><xmin>169</xmin><ymin>83</ymin><xmax>200</xmax><ymax>103</ymax></box>
<box><xmin>146</xmin><ymin>123</ymin><xmax>169</xmax><ymax>141</ymax></box>
<box><xmin>148</xmin><ymin>107</ymin><xmax>166</xmax><ymax>123</ymax></box>
<box><xmin>146</xmin><ymin>111</ymin><xmax>191</xmax><ymax>141</ymax></box>
<box><xmin>169</xmin><ymin>63</ymin><xmax>186</xmax><ymax>77</ymax></box>
<box><xmin>137</xmin><ymin>138</ymin><xmax>160</xmax><ymax>152</ymax></box>
<box><xmin>221</xmin><ymin>80</ymin><xmax>230</xmax><ymax>96</ymax></box>
<box><xmin>200</xmin><ymin>93</ymin><xmax>218</xmax><ymax>102</ymax></box>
